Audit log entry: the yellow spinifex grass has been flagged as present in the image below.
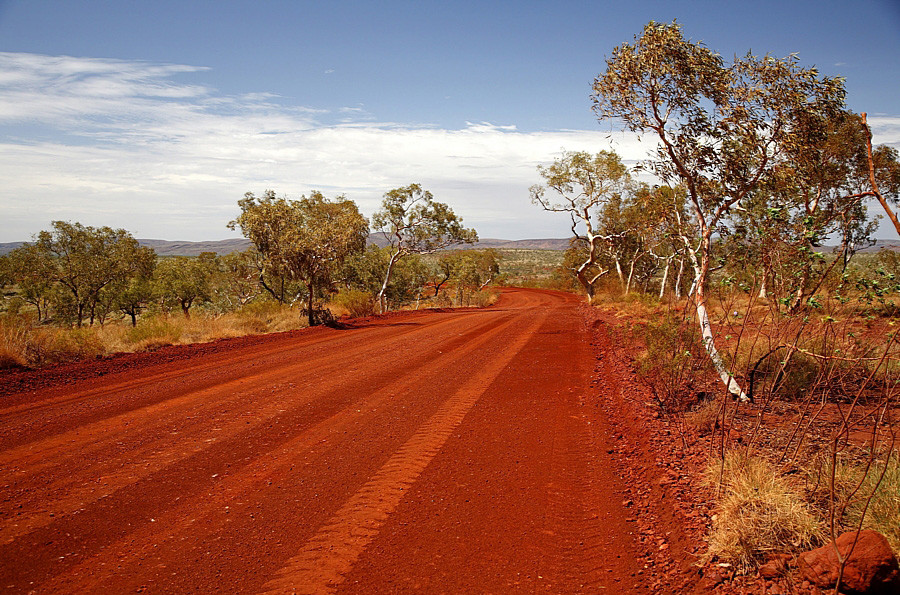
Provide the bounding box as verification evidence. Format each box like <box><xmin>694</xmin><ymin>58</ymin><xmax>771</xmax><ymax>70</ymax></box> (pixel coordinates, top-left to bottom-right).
<box><xmin>704</xmin><ymin>449</ymin><xmax>822</xmax><ymax>572</ymax></box>
<box><xmin>0</xmin><ymin>305</ymin><xmax>311</xmax><ymax>368</ymax></box>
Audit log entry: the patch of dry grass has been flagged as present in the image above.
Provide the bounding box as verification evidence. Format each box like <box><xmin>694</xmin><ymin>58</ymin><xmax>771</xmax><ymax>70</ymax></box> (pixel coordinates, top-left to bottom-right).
<box><xmin>703</xmin><ymin>450</ymin><xmax>823</xmax><ymax>572</ymax></box>
<box><xmin>684</xmin><ymin>397</ymin><xmax>724</xmax><ymax>435</ymax></box>
<box><xmin>0</xmin><ymin>304</ymin><xmax>311</xmax><ymax>367</ymax></box>
<box><xmin>331</xmin><ymin>289</ymin><xmax>376</xmax><ymax>318</ymax></box>
<box><xmin>807</xmin><ymin>452</ymin><xmax>900</xmax><ymax>555</ymax></box>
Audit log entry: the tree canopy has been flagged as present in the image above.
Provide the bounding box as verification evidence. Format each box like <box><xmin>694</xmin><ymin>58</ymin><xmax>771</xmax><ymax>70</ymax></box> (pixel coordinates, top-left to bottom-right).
<box><xmin>229</xmin><ymin>190</ymin><xmax>369</xmax><ymax>325</ymax></box>
<box><xmin>371</xmin><ymin>183</ymin><xmax>477</xmax><ymax>311</ymax></box>
<box><xmin>6</xmin><ymin>221</ymin><xmax>156</xmax><ymax>327</ymax></box>
<box><xmin>590</xmin><ymin>21</ymin><xmax>856</xmax><ymax>398</ymax></box>
<box><xmin>530</xmin><ymin>150</ymin><xmax>632</xmax><ymax>299</ymax></box>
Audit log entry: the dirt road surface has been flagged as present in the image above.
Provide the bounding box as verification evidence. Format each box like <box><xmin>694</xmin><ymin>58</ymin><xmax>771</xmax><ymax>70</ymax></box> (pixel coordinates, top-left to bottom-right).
<box><xmin>0</xmin><ymin>288</ymin><xmax>684</xmax><ymax>593</ymax></box>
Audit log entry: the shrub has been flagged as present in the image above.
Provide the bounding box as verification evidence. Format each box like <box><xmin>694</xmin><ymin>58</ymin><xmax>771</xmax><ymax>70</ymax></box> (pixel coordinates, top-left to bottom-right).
<box><xmin>125</xmin><ymin>316</ymin><xmax>182</xmax><ymax>351</ymax></box>
<box><xmin>808</xmin><ymin>453</ymin><xmax>900</xmax><ymax>555</ymax></box>
<box><xmin>332</xmin><ymin>289</ymin><xmax>376</xmax><ymax>318</ymax></box>
<box><xmin>636</xmin><ymin>313</ymin><xmax>714</xmax><ymax>414</ymax></box>
<box><xmin>749</xmin><ymin>348</ymin><xmax>820</xmax><ymax>401</ymax></box>
<box><xmin>704</xmin><ymin>450</ymin><xmax>822</xmax><ymax>572</ymax></box>
<box><xmin>24</xmin><ymin>326</ymin><xmax>106</xmax><ymax>365</ymax></box>
<box><xmin>471</xmin><ymin>289</ymin><xmax>499</xmax><ymax>308</ymax></box>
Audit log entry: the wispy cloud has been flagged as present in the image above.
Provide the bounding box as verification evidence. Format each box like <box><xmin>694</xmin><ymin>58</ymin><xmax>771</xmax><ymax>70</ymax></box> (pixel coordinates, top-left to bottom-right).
<box><xmin>1</xmin><ymin>53</ymin><xmax>896</xmax><ymax>242</ymax></box>
<box><xmin>0</xmin><ymin>53</ymin><xmax>643</xmax><ymax>240</ymax></box>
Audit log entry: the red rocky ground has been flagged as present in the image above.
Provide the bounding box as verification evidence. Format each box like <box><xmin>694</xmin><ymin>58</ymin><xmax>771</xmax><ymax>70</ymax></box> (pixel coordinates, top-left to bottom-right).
<box><xmin>0</xmin><ymin>288</ymin><xmax>710</xmax><ymax>594</ymax></box>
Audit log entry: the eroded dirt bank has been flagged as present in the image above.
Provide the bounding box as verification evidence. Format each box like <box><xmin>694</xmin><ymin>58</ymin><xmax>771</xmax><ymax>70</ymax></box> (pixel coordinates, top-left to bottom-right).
<box><xmin>0</xmin><ymin>288</ymin><xmax>702</xmax><ymax>593</ymax></box>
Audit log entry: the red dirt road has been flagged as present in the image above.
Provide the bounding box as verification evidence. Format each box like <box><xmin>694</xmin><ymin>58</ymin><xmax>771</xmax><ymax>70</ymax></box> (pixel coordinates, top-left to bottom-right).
<box><xmin>0</xmin><ymin>288</ymin><xmax>671</xmax><ymax>594</ymax></box>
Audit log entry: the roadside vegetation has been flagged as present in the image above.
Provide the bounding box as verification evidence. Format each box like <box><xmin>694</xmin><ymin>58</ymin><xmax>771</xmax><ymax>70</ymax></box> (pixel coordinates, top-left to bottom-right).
<box><xmin>0</xmin><ymin>185</ymin><xmax>499</xmax><ymax>369</ymax></box>
<box><xmin>2</xmin><ymin>16</ymin><xmax>899</xmax><ymax>592</ymax></box>
<box><xmin>527</xmin><ymin>19</ymin><xmax>900</xmax><ymax>590</ymax></box>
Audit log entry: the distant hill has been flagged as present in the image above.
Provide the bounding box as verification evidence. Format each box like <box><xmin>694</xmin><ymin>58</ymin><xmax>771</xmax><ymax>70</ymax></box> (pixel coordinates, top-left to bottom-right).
<box><xmin>366</xmin><ymin>235</ymin><xmax>570</xmax><ymax>251</ymax></box>
<box><xmin>3</xmin><ymin>237</ymin><xmax>900</xmax><ymax>257</ymax></box>
<box><xmin>0</xmin><ymin>242</ymin><xmax>24</xmax><ymax>256</ymax></box>
<box><xmin>136</xmin><ymin>238</ymin><xmax>253</xmax><ymax>256</ymax></box>
<box><xmin>0</xmin><ymin>236</ymin><xmax>572</xmax><ymax>257</ymax></box>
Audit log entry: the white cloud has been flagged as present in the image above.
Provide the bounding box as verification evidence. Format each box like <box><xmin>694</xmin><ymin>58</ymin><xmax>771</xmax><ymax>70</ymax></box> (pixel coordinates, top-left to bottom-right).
<box><xmin>868</xmin><ymin>116</ymin><xmax>900</xmax><ymax>146</ymax></box>
<box><xmin>1</xmin><ymin>53</ymin><xmax>897</xmax><ymax>242</ymax></box>
<box><xmin>0</xmin><ymin>53</ymin><xmax>651</xmax><ymax>241</ymax></box>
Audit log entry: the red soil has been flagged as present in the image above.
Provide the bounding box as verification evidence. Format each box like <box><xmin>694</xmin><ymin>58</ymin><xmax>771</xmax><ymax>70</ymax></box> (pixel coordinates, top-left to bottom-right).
<box><xmin>0</xmin><ymin>288</ymin><xmax>703</xmax><ymax>594</ymax></box>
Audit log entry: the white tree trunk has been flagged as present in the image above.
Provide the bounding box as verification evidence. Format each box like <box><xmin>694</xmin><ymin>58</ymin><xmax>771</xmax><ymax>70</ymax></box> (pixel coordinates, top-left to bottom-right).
<box><xmin>614</xmin><ymin>258</ymin><xmax>625</xmax><ymax>289</ymax></box>
<box><xmin>674</xmin><ymin>257</ymin><xmax>684</xmax><ymax>299</ymax></box>
<box><xmin>377</xmin><ymin>252</ymin><xmax>402</xmax><ymax>313</ymax></box>
<box><xmin>694</xmin><ymin>295</ymin><xmax>748</xmax><ymax>400</ymax></box>
<box><xmin>659</xmin><ymin>257</ymin><xmax>671</xmax><ymax>299</ymax></box>
<box><xmin>683</xmin><ymin>237</ymin><xmax>748</xmax><ymax>401</ymax></box>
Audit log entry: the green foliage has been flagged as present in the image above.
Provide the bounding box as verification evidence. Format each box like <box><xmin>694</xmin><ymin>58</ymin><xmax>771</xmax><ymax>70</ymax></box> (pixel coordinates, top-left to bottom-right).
<box><xmin>372</xmin><ymin>184</ymin><xmax>477</xmax><ymax>255</ymax></box>
<box><xmin>343</xmin><ymin>246</ymin><xmax>428</xmax><ymax>309</ymax></box>
<box><xmin>153</xmin><ymin>253</ymin><xmax>217</xmax><ymax>317</ymax></box>
<box><xmin>332</xmin><ymin>288</ymin><xmax>376</xmax><ymax>318</ymax></box>
<box><xmin>372</xmin><ymin>183</ymin><xmax>477</xmax><ymax>311</ymax></box>
<box><xmin>592</xmin><ymin>20</ymin><xmax>847</xmax><ymax>300</ymax></box>
<box><xmin>3</xmin><ymin>222</ymin><xmax>156</xmax><ymax>327</ymax></box>
<box><xmin>212</xmin><ymin>249</ymin><xmax>263</xmax><ymax>310</ymax></box>
<box><xmin>530</xmin><ymin>150</ymin><xmax>631</xmax><ymax>299</ymax></box>
<box><xmin>229</xmin><ymin>190</ymin><xmax>369</xmax><ymax>324</ymax></box>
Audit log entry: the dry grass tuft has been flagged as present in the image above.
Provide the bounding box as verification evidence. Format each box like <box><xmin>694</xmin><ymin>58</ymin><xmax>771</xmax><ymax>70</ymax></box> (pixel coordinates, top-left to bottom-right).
<box><xmin>808</xmin><ymin>452</ymin><xmax>900</xmax><ymax>555</ymax></box>
<box><xmin>0</xmin><ymin>303</ymin><xmax>310</xmax><ymax>367</ymax></box>
<box><xmin>685</xmin><ymin>397</ymin><xmax>723</xmax><ymax>435</ymax></box>
<box><xmin>704</xmin><ymin>450</ymin><xmax>822</xmax><ymax>572</ymax></box>
<box><xmin>331</xmin><ymin>289</ymin><xmax>376</xmax><ymax>318</ymax></box>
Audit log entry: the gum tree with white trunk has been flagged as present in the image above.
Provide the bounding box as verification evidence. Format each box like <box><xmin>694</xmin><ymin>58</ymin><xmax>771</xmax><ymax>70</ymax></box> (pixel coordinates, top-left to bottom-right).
<box><xmin>530</xmin><ymin>150</ymin><xmax>632</xmax><ymax>301</ymax></box>
<box><xmin>372</xmin><ymin>184</ymin><xmax>477</xmax><ymax>312</ymax></box>
<box><xmin>592</xmin><ymin>21</ymin><xmax>846</xmax><ymax>400</ymax></box>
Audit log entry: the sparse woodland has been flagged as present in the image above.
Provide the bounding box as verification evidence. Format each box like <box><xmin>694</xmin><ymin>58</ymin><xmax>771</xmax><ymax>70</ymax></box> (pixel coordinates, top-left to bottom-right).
<box><xmin>535</xmin><ymin>20</ymin><xmax>900</xmax><ymax>591</ymax></box>
<box><xmin>2</xmin><ymin>18</ymin><xmax>900</xmax><ymax>594</ymax></box>
<box><xmin>0</xmin><ymin>185</ymin><xmax>493</xmax><ymax>367</ymax></box>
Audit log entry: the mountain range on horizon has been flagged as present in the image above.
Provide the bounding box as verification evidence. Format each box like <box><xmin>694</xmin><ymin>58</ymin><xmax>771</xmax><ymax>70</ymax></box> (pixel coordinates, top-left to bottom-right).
<box><xmin>3</xmin><ymin>237</ymin><xmax>900</xmax><ymax>258</ymax></box>
<box><xmin>0</xmin><ymin>236</ymin><xmax>574</xmax><ymax>257</ymax></box>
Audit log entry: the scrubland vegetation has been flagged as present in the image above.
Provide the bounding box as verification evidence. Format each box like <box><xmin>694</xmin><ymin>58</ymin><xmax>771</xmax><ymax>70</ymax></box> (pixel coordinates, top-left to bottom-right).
<box><xmin>2</xmin><ymin>16</ymin><xmax>899</xmax><ymax>590</ymax></box>
<box><xmin>576</xmin><ymin>246</ymin><xmax>900</xmax><ymax>575</ymax></box>
<box><xmin>0</xmin><ymin>184</ymin><xmax>499</xmax><ymax>368</ymax></box>
<box><xmin>529</xmin><ymin>18</ymin><xmax>900</xmax><ymax>587</ymax></box>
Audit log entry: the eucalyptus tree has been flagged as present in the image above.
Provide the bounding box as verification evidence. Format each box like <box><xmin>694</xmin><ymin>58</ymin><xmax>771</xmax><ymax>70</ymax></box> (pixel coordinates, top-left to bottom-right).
<box><xmin>342</xmin><ymin>245</ymin><xmax>429</xmax><ymax>310</ymax></box>
<box><xmin>372</xmin><ymin>184</ymin><xmax>477</xmax><ymax>312</ymax></box>
<box><xmin>214</xmin><ymin>249</ymin><xmax>263</xmax><ymax>310</ymax></box>
<box><xmin>153</xmin><ymin>253</ymin><xmax>217</xmax><ymax>318</ymax></box>
<box><xmin>0</xmin><ymin>243</ymin><xmax>56</xmax><ymax>321</ymax></box>
<box><xmin>530</xmin><ymin>150</ymin><xmax>632</xmax><ymax>300</ymax></box>
<box><xmin>592</xmin><ymin>21</ymin><xmax>847</xmax><ymax>399</ymax></box>
<box><xmin>229</xmin><ymin>190</ymin><xmax>368</xmax><ymax>326</ymax></box>
<box><xmin>26</xmin><ymin>221</ymin><xmax>155</xmax><ymax>327</ymax></box>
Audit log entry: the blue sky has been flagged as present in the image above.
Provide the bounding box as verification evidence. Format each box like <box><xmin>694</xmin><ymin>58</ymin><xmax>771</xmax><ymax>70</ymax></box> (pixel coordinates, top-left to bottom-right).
<box><xmin>1</xmin><ymin>0</ymin><xmax>899</xmax><ymax>242</ymax></box>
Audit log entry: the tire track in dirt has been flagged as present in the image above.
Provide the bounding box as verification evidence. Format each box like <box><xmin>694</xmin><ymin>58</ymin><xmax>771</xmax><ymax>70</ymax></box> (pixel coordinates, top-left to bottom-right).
<box><xmin>0</xmin><ymin>310</ymin><xmax>510</xmax><ymax>550</ymax></box>
<box><xmin>258</xmin><ymin>312</ymin><xmax>546</xmax><ymax>595</ymax></box>
<box><xmin>40</xmin><ymin>311</ymin><xmax>533</xmax><ymax>594</ymax></box>
<box><xmin>0</xmin><ymin>309</ymin><xmax>491</xmax><ymax>468</ymax></box>
<box><xmin>0</xmin><ymin>289</ymin><xmax>672</xmax><ymax>594</ymax></box>
<box><xmin>0</xmin><ymin>309</ymin><xmax>484</xmax><ymax>448</ymax></box>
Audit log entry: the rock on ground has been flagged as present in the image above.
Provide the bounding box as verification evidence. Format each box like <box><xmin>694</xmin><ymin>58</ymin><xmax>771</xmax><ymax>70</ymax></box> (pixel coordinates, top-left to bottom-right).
<box><xmin>797</xmin><ymin>530</ymin><xmax>899</xmax><ymax>594</ymax></box>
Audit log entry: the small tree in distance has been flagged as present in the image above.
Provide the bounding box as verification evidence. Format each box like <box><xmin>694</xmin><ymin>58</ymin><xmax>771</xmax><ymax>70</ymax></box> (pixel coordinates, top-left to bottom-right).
<box><xmin>372</xmin><ymin>184</ymin><xmax>477</xmax><ymax>312</ymax></box>
<box><xmin>530</xmin><ymin>150</ymin><xmax>631</xmax><ymax>300</ymax></box>
<box><xmin>229</xmin><ymin>190</ymin><xmax>369</xmax><ymax>326</ymax></box>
